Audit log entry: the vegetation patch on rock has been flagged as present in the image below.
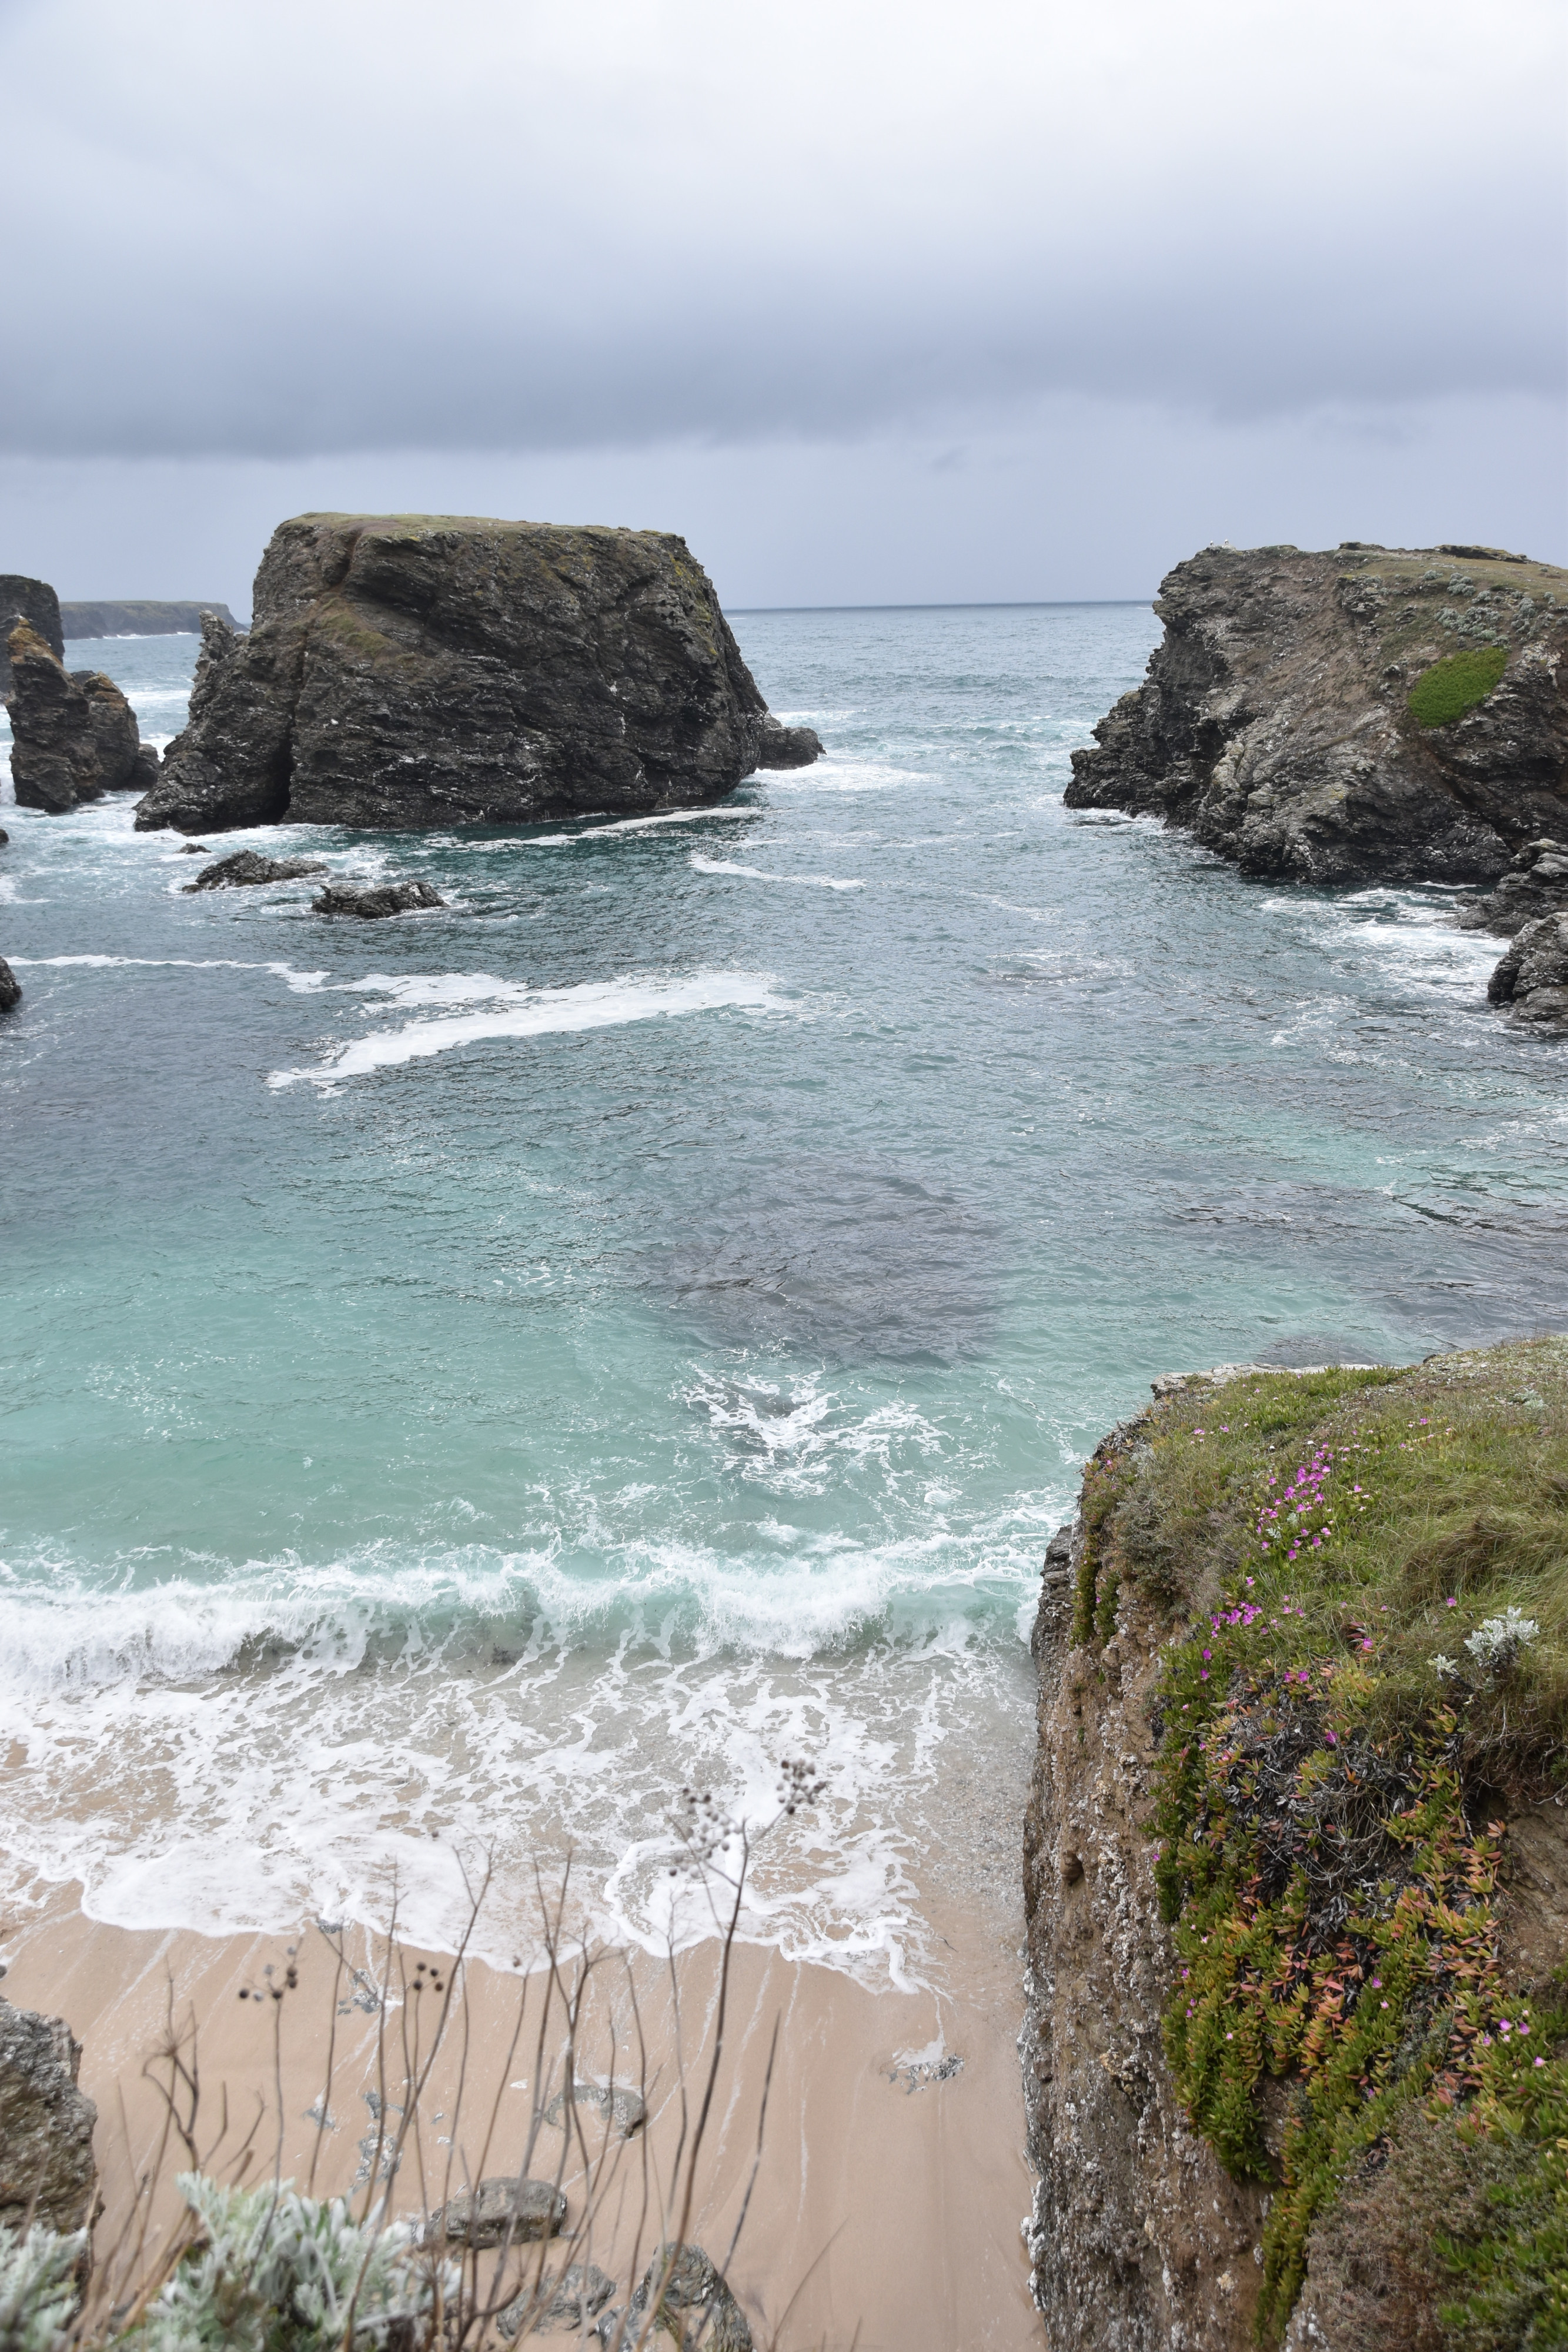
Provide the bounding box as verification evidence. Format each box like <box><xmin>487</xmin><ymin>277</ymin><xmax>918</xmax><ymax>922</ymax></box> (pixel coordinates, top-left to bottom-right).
<box><xmin>1072</xmin><ymin>1342</ymin><xmax>1568</xmax><ymax>2345</ymax></box>
<box><xmin>1409</xmin><ymin>644</ymin><xmax>1510</xmax><ymax>729</ymax></box>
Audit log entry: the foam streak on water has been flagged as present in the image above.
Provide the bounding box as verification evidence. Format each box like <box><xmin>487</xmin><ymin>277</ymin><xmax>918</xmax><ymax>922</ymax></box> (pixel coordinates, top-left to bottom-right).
<box><xmin>4</xmin><ymin>613</ymin><xmax>1567</xmax><ymax>1977</ymax></box>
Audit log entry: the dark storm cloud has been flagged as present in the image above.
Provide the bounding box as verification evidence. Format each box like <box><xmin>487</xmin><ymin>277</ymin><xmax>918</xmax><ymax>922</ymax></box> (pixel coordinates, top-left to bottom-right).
<box><xmin>1</xmin><ymin>0</ymin><xmax>1562</xmax><ymax>462</ymax></box>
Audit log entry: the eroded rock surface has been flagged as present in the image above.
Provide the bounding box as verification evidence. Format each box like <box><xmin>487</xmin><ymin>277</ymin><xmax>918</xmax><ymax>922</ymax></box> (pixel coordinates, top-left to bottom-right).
<box><xmin>1065</xmin><ymin>543</ymin><xmax>1568</xmax><ymax>885</ymax></box>
<box><xmin>1487</xmin><ymin>910</ymin><xmax>1568</xmax><ymax>1026</ymax></box>
<box><xmin>5</xmin><ymin>622</ymin><xmax>151</xmax><ymax>810</ymax></box>
<box><xmin>0</xmin><ymin>1996</ymin><xmax>98</xmax><ymax>2238</ymax></box>
<box><xmin>626</xmin><ymin>2244</ymin><xmax>752</xmax><ymax>2351</ymax></box>
<box><xmin>1021</xmin><ymin>1399</ymin><xmax>1271</xmax><ymax>2352</ymax></box>
<box><xmin>135</xmin><ymin>514</ymin><xmax>821</xmax><ymax>837</ymax></box>
<box><xmin>0</xmin><ymin>957</ymin><xmax>20</xmax><ymax>1012</ymax></box>
<box><xmin>1456</xmin><ymin>835</ymin><xmax>1568</xmax><ymax>935</ymax></box>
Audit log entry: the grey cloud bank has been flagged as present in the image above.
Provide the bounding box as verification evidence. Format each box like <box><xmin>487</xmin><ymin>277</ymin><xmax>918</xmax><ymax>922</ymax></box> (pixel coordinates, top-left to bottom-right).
<box><xmin>0</xmin><ymin>0</ymin><xmax>1562</xmax><ymax>603</ymax></box>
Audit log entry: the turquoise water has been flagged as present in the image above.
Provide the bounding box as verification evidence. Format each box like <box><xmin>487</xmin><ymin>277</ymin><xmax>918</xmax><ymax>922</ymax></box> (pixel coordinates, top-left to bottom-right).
<box><xmin>2</xmin><ymin>606</ymin><xmax>1565</xmax><ymax>1969</ymax></box>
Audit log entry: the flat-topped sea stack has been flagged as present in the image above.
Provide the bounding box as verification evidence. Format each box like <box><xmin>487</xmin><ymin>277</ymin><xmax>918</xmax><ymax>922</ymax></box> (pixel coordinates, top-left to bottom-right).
<box><xmin>1066</xmin><ymin>543</ymin><xmax>1568</xmax><ymax>885</ymax></box>
<box><xmin>135</xmin><ymin>514</ymin><xmax>821</xmax><ymax>836</ymax></box>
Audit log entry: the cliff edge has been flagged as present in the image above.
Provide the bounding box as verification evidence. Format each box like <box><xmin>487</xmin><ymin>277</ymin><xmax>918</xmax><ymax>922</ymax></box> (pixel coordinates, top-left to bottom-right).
<box><xmin>1065</xmin><ymin>544</ymin><xmax>1568</xmax><ymax>886</ymax></box>
<box><xmin>135</xmin><ymin>514</ymin><xmax>820</xmax><ymax>835</ymax></box>
<box><xmin>1024</xmin><ymin>1343</ymin><xmax>1568</xmax><ymax>2348</ymax></box>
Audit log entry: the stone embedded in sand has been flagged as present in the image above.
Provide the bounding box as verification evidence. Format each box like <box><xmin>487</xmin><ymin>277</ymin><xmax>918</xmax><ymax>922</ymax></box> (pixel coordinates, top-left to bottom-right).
<box><xmin>5</xmin><ymin>623</ymin><xmax>146</xmax><ymax>811</ymax></box>
<box><xmin>498</xmin><ymin>2261</ymin><xmax>616</xmax><ymax>2337</ymax></box>
<box><xmin>1065</xmin><ymin>542</ymin><xmax>1568</xmax><ymax>886</ymax></box>
<box><xmin>183</xmin><ymin>850</ymin><xmax>329</xmax><ymax>893</ymax></box>
<box><xmin>542</xmin><ymin>2080</ymin><xmax>647</xmax><ymax>2137</ymax></box>
<box><xmin>424</xmin><ymin>2175</ymin><xmax>566</xmax><ymax>2247</ymax></box>
<box><xmin>0</xmin><ymin>1997</ymin><xmax>99</xmax><ymax>2239</ymax></box>
<box><xmin>628</xmin><ymin>2244</ymin><xmax>753</xmax><ymax>2351</ymax></box>
<box><xmin>312</xmin><ymin>879</ymin><xmax>444</xmax><ymax>918</ymax></box>
<box><xmin>135</xmin><ymin>513</ymin><xmax>823</xmax><ymax>838</ymax></box>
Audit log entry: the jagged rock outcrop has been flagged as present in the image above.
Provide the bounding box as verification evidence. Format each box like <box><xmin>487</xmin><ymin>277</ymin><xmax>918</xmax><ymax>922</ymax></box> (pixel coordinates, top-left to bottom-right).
<box><xmin>0</xmin><ymin>1997</ymin><xmax>98</xmax><ymax>2238</ymax></box>
<box><xmin>312</xmin><ymin>879</ymin><xmax>444</xmax><ymax>917</ymax></box>
<box><xmin>1065</xmin><ymin>543</ymin><xmax>1568</xmax><ymax>885</ymax></box>
<box><xmin>1487</xmin><ymin>911</ymin><xmax>1568</xmax><ymax>1026</ymax></box>
<box><xmin>5</xmin><ymin>623</ymin><xmax>156</xmax><ymax>811</ymax></box>
<box><xmin>183</xmin><ymin>850</ymin><xmax>327</xmax><ymax>892</ymax></box>
<box><xmin>0</xmin><ymin>957</ymin><xmax>20</xmax><ymax>1012</ymax></box>
<box><xmin>58</xmin><ymin>600</ymin><xmax>242</xmax><ymax>640</ymax></box>
<box><xmin>1456</xmin><ymin>834</ymin><xmax>1568</xmax><ymax>935</ymax></box>
<box><xmin>0</xmin><ymin>576</ymin><xmax>63</xmax><ymax>697</ymax></box>
<box><xmin>135</xmin><ymin>514</ymin><xmax>823</xmax><ymax>837</ymax></box>
<box><xmin>1022</xmin><ymin>1426</ymin><xmax>1270</xmax><ymax>2352</ymax></box>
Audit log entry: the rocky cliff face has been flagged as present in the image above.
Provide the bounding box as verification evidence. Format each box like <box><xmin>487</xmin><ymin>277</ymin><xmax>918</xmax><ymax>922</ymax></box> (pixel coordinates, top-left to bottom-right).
<box><xmin>1022</xmin><ymin>1347</ymin><xmax>1568</xmax><ymax>2350</ymax></box>
<box><xmin>0</xmin><ymin>574</ymin><xmax>64</xmax><ymax>697</ymax></box>
<box><xmin>5</xmin><ymin>622</ymin><xmax>156</xmax><ymax>811</ymax></box>
<box><xmin>1065</xmin><ymin>544</ymin><xmax>1568</xmax><ymax>886</ymax></box>
<box><xmin>1022</xmin><ymin>1436</ymin><xmax>1270</xmax><ymax>2351</ymax></box>
<box><xmin>135</xmin><ymin>514</ymin><xmax>821</xmax><ymax>836</ymax></box>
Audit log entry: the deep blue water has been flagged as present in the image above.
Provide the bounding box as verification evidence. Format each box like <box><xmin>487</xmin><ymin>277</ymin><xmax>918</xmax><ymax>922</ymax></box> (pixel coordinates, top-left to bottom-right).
<box><xmin>2</xmin><ymin>605</ymin><xmax>1564</xmax><ymax>1967</ymax></box>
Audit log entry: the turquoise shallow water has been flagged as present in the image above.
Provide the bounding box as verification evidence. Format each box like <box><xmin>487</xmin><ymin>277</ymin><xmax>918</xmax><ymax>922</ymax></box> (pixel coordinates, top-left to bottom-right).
<box><xmin>2</xmin><ymin>604</ymin><xmax>1566</xmax><ymax>1969</ymax></box>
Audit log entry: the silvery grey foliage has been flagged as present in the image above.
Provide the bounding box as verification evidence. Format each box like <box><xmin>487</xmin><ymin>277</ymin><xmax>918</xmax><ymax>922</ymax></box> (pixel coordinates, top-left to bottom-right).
<box><xmin>0</xmin><ymin>2221</ymin><xmax>86</xmax><ymax>2352</ymax></box>
<box><xmin>130</xmin><ymin>2174</ymin><xmax>447</xmax><ymax>2352</ymax></box>
<box><xmin>1463</xmin><ymin>1608</ymin><xmax>1540</xmax><ymax>1671</ymax></box>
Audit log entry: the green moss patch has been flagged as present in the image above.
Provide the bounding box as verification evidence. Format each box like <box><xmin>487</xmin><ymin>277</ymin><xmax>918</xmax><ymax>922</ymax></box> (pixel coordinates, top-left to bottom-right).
<box><xmin>1409</xmin><ymin>645</ymin><xmax>1509</xmax><ymax>728</ymax></box>
<box><xmin>1078</xmin><ymin>1341</ymin><xmax>1568</xmax><ymax>2341</ymax></box>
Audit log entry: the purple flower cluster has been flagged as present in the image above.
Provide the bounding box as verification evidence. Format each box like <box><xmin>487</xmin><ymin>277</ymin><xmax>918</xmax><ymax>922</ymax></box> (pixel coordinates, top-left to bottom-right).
<box><xmin>1256</xmin><ymin>1448</ymin><xmax>1336</xmax><ymax>1560</ymax></box>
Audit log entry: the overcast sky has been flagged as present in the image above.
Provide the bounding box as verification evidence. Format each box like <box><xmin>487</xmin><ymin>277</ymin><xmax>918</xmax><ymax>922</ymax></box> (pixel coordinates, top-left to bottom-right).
<box><xmin>2</xmin><ymin>0</ymin><xmax>1563</xmax><ymax>610</ymax></box>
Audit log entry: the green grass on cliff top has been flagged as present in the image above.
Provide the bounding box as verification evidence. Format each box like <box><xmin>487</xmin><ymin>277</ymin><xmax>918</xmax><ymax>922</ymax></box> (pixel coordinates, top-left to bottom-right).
<box><xmin>1075</xmin><ymin>1338</ymin><xmax>1568</xmax><ymax>2346</ymax></box>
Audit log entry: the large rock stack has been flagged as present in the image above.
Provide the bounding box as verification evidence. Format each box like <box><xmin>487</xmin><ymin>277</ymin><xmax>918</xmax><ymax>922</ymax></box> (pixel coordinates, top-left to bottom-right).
<box><xmin>5</xmin><ymin>622</ymin><xmax>158</xmax><ymax>812</ymax></box>
<box><xmin>135</xmin><ymin>513</ymin><xmax>822</xmax><ymax>836</ymax></box>
<box><xmin>1065</xmin><ymin>542</ymin><xmax>1568</xmax><ymax>885</ymax></box>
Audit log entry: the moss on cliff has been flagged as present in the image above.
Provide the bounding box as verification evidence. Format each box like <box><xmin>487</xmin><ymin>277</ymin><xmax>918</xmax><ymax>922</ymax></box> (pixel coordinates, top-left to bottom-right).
<box><xmin>1075</xmin><ymin>1340</ymin><xmax>1568</xmax><ymax>2344</ymax></box>
<box><xmin>1410</xmin><ymin>645</ymin><xmax>1511</xmax><ymax>729</ymax></box>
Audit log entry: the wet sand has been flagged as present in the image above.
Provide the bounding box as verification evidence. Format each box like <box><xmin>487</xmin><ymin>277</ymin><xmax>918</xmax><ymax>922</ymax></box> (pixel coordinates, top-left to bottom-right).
<box><xmin>2</xmin><ymin>1880</ymin><xmax>1037</xmax><ymax>2350</ymax></box>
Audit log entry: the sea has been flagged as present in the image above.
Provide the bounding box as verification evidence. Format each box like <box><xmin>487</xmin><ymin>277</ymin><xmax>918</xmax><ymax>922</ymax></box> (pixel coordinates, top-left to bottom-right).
<box><xmin>4</xmin><ymin>602</ymin><xmax>1567</xmax><ymax>1979</ymax></box>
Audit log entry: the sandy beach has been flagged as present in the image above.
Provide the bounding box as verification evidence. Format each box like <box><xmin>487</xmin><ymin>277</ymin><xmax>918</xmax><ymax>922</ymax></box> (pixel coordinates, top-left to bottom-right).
<box><xmin>2</xmin><ymin>1877</ymin><xmax>1037</xmax><ymax>2350</ymax></box>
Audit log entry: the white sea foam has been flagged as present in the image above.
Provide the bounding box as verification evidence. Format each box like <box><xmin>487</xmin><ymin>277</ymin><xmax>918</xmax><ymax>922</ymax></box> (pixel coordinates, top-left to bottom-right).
<box><xmin>269</xmin><ymin>970</ymin><xmax>790</xmax><ymax>1087</ymax></box>
<box><xmin>522</xmin><ymin>807</ymin><xmax>758</xmax><ymax>847</ymax></box>
<box><xmin>688</xmin><ymin>854</ymin><xmax>863</xmax><ymax>891</ymax></box>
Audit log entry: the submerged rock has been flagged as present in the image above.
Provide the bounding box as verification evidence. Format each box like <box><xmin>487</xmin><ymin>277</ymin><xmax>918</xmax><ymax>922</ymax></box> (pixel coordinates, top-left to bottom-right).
<box><xmin>0</xmin><ymin>575</ymin><xmax>63</xmax><ymax>697</ymax></box>
<box><xmin>0</xmin><ymin>957</ymin><xmax>20</xmax><ymax>1012</ymax></box>
<box><xmin>498</xmin><ymin>2262</ymin><xmax>615</xmax><ymax>2337</ymax></box>
<box><xmin>424</xmin><ymin>2176</ymin><xmax>566</xmax><ymax>2247</ymax></box>
<box><xmin>311</xmin><ymin>879</ymin><xmax>444</xmax><ymax>918</ymax></box>
<box><xmin>0</xmin><ymin>1997</ymin><xmax>98</xmax><ymax>2239</ymax></box>
<box><xmin>627</xmin><ymin>2244</ymin><xmax>752</xmax><ymax>2351</ymax></box>
<box><xmin>1487</xmin><ymin>911</ymin><xmax>1568</xmax><ymax>1025</ymax></box>
<box><xmin>5</xmin><ymin>623</ymin><xmax>147</xmax><ymax>810</ymax></box>
<box><xmin>1065</xmin><ymin>542</ymin><xmax>1568</xmax><ymax>885</ymax></box>
<box><xmin>183</xmin><ymin>850</ymin><xmax>328</xmax><ymax>892</ymax></box>
<box><xmin>135</xmin><ymin>513</ymin><xmax>823</xmax><ymax>837</ymax></box>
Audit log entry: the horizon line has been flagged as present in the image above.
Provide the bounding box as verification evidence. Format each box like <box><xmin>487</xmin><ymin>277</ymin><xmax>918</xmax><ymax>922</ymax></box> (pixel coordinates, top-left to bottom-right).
<box><xmin>730</xmin><ymin>596</ymin><xmax>1155</xmax><ymax>614</ymax></box>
